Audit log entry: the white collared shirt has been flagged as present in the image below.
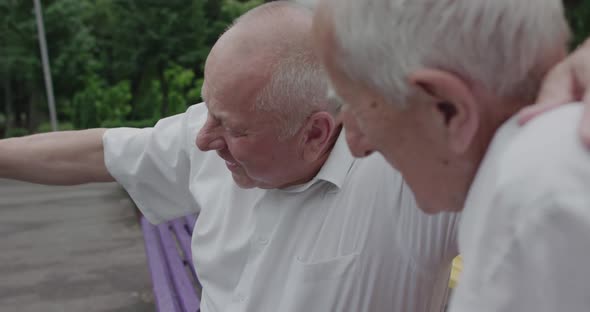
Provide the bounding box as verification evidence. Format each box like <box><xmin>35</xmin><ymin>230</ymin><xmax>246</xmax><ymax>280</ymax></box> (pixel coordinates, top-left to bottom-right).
<box><xmin>104</xmin><ymin>103</ymin><xmax>460</xmax><ymax>312</ymax></box>
<box><xmin>450</xmin><ymin>104</ymin><xmax>590</xmax><ymax>312</ymax></box>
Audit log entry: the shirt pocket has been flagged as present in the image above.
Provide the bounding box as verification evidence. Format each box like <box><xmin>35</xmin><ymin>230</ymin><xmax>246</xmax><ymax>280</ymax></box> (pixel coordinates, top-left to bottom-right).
<box><xmin>279</xmin><ymin>253</ymin><xmax>360</xmax><ymax>312</ymax></box>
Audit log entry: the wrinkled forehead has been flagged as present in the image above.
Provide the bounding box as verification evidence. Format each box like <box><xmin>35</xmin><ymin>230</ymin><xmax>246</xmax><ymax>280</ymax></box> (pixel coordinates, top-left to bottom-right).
<box><xmin>203</xmin><ymin>35</ymin><xmax>276</xmax><ymax>108</ymax></box>
<box><xmin>202</xmin><ymin>57</ymin><xmax>270</xmax><ymax>112</ymax></box>
<box><xmin>201</xmin><ymin>79</ymin><xmax>257</xmax><ymax>116</ymax></box>
<box><xmin>201</xmin><ymin>76</ymin><xmax>279</xmax><ymax>132</ymax></box>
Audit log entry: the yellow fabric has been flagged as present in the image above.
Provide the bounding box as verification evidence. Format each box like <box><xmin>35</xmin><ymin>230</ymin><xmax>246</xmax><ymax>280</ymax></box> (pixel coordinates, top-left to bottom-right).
<box><xmin>449</xmin><ymin>256</ymin><xmax>463</xmax><ymax>289</ymax></box>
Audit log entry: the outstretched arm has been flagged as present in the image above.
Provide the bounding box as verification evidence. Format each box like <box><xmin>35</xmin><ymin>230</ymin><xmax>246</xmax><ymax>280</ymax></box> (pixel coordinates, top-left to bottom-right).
<box><xmin>0</xmin><ymin>129</ymin><xmax>114</xmax><ymax>185</ymax></box>
<box><xmin>518</xmin><ymin>38</ymin><xmax>590</xmax><ymax>147</ymax></box>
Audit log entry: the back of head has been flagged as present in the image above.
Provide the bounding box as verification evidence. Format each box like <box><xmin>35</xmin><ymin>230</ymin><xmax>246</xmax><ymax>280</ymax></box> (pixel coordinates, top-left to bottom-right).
<box><xmin>220</xmin><ymin>1</ymin><xmax>335</xmax><ymax>138</ymax></box>
<box><xmin>329</xmin><ymin>0</ymin><xmax>570</xmax><ymax>108</ymax></box>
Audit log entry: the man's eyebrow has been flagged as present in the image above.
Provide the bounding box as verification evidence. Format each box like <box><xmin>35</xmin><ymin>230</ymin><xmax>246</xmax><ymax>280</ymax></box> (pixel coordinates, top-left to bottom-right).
<box><xmin>205</xmin><ymin>105</ymin><xmax>244</xmax><ymax>129</ymax></box>
<box><xmin>206</xmin><ymin>104</ymin><xmax>222</xmax><ymax>122</ymax></box>
<box><xmin>203</xmin><ymin>101</ymin><xmax>220</xmax><ymax>121</ymax></box>
<box><xmin>223</xmin><ymin>118</ymin><xmax>246</xmax><ymax>130</ymax></box>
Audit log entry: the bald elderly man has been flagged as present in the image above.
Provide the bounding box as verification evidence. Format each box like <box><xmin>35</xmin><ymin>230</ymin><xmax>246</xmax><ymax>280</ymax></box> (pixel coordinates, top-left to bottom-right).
<box><xmin>313</xmin><ymin>0</ymin><xmax>590</xmax><ymax>311</ymax></box>
<box><xmin>0</xmin><ymin>2</ymin><xmax>460</xmax><ymax>311</ymax></box>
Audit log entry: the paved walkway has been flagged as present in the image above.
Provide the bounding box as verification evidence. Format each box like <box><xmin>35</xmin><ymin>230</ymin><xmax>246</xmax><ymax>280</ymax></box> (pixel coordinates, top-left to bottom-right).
<box><xmin>0</xmin><ymin>179</ymin><xmax>154</xmax><ymax>312</ymax></box>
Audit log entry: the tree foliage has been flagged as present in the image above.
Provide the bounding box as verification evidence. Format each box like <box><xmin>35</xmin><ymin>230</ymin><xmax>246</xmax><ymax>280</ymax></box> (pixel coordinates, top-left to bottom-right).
<box><xmin>565</xmin><ymin>0</ymin><xmax>590</xmax><ymax>48</ymax></box>
<box><xmin>0</xmin><ymin>0</ymin><xmax>589</xmax><ymax>137</ymax></box>
<box><xmin>0</xmin><ymin>0</ymin><xmax>262</xmax><ymax>136</ymax></box>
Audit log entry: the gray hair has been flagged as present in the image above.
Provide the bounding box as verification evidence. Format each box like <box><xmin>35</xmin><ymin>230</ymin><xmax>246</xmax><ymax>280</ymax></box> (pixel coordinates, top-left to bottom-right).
<box><xmin>232</xmin><ymin>1</ymin><xmax>338</xmax><ymax>139</ymax></box>
<box><xmin>329</xmin><ymin>0</ymin><xmax>571</xmax><ymax>107</ymax></box>
<box><xmin>256</xmin><ymin>48</ymin><xmax>339</xmax><ymax>138</ymax></box>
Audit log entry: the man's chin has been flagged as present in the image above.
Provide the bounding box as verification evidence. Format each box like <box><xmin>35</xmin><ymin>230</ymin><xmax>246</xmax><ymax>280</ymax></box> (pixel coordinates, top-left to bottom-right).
<box><xmin>231</xmin><ymin>173</ymin><xmax>257</xmax><ymax>189</ymax></box>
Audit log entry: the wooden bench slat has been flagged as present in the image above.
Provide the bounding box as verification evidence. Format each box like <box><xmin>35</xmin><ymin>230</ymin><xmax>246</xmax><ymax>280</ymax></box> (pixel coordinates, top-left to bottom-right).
<box><xmin>170</xmin><ymin>218</ymin><xmax>198</xmax><ymax>279</ymax></box>
<box><xmin>185</xmin><ymin>215</ymin><xmax>198</xmax><ymax>234</ymax></box>
<box><xmin>141</xmin><ymin>217</ymin><xmax>184</xmax><ymax>312</ymax></box>
<box><xmin>157</xmin><ymin>222</ymin><xmax>201</xmax><ymax>312</ymax></box>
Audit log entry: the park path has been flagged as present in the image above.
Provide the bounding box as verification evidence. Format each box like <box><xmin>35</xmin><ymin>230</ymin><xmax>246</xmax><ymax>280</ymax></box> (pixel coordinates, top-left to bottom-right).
<box><xmin>0</xmin><ymin>179</ymin><xmax>154</xmax><ymax>312</ymax></box>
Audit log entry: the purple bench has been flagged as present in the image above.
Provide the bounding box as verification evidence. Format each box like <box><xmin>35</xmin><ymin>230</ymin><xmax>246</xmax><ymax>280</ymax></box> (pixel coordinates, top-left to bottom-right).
<box><xmin>141</xmin><ymin>214</ymin><xmax>201</xmax><ymax>312</ymax></box>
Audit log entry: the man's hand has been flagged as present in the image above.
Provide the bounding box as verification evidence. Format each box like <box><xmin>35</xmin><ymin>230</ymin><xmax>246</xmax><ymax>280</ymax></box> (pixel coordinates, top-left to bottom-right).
<box><xmin>518</xmin><ymin>38</ymin><xmax>590</xmax><ymax>147</ymax></box>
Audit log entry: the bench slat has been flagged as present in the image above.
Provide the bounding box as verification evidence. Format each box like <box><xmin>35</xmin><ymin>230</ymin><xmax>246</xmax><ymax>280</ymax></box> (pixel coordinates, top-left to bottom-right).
<box><xmin>170</xmin><ymin>218</ymin><xmax>198</xmax><ymax>279</ymax></box>
<box><xmin>157</xmin><ymin>222</ymin><xmax>201</xmax><ymax>312</ymax></box>
<box><xmin>185</xmin><ymin>214</ymin><xmax>198</xmax><ymax>234</ymax></box>
<box><xmin>141</xmin><ymin>217</ymin><xmax>184</xmax><ymax>312</ymax></box>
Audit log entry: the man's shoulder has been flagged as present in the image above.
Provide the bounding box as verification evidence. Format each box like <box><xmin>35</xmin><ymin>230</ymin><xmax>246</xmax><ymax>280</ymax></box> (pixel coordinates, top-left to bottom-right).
<box><xmin>487</xmin><ymin>104</ymin><xmax>590</xmax><ymax>226</ymax></box>
<box><xmin>498</xmin><ymin>104</ymin><xmax>589</xmax><ymax>190</ymax></box>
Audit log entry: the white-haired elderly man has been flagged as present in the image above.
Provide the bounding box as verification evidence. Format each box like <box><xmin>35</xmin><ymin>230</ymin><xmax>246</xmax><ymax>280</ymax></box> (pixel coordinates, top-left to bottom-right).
<box><xmin>0</xmin><ymin>2</ymin><xmax>462</xmax><ymax>311</ymax></box>
<box><xmin>314</xmin><ymin>0</ymin><xmax>590</xmax><ymax>311</ymax></box>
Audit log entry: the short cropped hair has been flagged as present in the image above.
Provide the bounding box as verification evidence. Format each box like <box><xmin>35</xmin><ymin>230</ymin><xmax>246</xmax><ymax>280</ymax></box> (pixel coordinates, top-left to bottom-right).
<box><xmin>233</xmin><ymin>1</ymin><xmax>337</xmax><ymax>138</ymax></box>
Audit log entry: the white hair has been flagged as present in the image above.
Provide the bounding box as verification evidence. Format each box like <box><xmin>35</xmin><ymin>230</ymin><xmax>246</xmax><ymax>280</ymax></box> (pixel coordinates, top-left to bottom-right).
<box><xmin>256</xmin><ymin>49</ymin><xmax>339</xmax><ymax>138</ymax></box>
<box><xmin>329</xmin><ymin>0</ymin><xmax>571</xmax><ymax>107</ymax></box>
<box><xmin>235</xmin><ymin>1</ymin><xmax>338</xmax><ymax>139</ymax></box>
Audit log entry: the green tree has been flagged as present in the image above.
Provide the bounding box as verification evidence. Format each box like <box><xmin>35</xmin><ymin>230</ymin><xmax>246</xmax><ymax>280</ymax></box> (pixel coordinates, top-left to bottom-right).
<box><xmin>0</xmin><ymin>0</ymin><xmax>98</xmax><ymax>135</ymax></box>
<box><xmin>71</xmin><ymin>75</ymin><xmax>132</xmax><ymax>129</ymax></box>
<box><xmin>0</xmin><ymin>0</ymin><xmax>42</xmax><ymax>134</ymax></box>
<box><xmin>565</xmin><ymin>0</ymin><xmax>590</xmax><ymax>48</ymax></box>
<box><xmin>103</xmin><ymin>0</ymin><xmax>208</xmax><ymax>117</ymax></box>
<box><xmin>4</xmin><ymin>0</ymin><xmax>590</xmax><ymax>138</ymax></box>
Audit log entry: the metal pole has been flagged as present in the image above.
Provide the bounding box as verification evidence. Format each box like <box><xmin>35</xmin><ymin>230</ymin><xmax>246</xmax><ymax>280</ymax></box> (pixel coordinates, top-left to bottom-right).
<box><xmin>33</xmin><ymin>0</ymin><xmax>58</xmax><ymax>131</ymax></box>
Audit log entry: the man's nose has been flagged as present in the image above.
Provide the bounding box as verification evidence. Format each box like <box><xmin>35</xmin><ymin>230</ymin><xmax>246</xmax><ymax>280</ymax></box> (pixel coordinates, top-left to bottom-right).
<box><xmin>345</xmin><ymin>127</ymin><xmax>375</xmax><ymax>158</ymax></box>
<box><xmin>341</xmin><ymin>113</ymin><xmax>374</xmax><ymax>158</ymax></box>
<box><xmin>196</xmin><ymin>122</ymin><xmax>226</xmax><ymax>151</ymax></box>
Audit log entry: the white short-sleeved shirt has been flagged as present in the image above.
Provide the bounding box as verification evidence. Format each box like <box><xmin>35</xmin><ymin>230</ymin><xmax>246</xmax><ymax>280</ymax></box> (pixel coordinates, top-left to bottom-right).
<box><xmin>104</xmin><ymin>103</ymin><xmax>460</xmax><ymax>312</ymax></box>
<box><xmin>450</xmin><ymin>104</ymin><xmax>590</xmax><ymax>312</ymax></box>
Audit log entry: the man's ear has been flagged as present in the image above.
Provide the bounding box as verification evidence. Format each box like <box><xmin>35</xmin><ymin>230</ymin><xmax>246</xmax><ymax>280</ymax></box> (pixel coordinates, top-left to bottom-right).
<box><xmin>408</xmin><ymin>69</ymin><xmax>480</xmax><ymax>154</ymax></box>
<box><xmin>300</xmin><ymin>111</ymin><xmax>337</xmax><ymax>162</ymax></box>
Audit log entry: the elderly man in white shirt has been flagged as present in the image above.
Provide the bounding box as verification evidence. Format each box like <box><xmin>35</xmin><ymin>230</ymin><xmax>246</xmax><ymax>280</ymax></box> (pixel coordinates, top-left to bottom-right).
<box><xmin>313</xmin><ymin>0</ymin><xmax>590</xmax><ymax>311</ymax></box>
<box><xmin>0</xmin><ymin>2</ymin><xmax>461</xmax><ymax>311</ymax></box>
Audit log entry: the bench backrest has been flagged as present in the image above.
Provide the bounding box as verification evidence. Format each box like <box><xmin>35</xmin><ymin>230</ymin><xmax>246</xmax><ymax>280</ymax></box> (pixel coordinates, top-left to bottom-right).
<box><xmin>141</xmin><ymin>215</ymin><xmax>201</xmax><ymax>312</ymax></box>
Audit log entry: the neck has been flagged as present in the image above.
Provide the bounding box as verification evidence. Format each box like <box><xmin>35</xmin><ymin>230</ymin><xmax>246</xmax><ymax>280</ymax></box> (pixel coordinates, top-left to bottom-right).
<box><xmin>450</xmin><ymin>98</ymin><xmax>528</xmax><ymax>210</ymax></box>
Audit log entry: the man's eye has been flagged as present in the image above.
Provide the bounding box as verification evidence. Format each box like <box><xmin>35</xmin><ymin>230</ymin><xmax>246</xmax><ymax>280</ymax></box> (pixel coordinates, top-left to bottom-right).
<box><xmin>228</xmin><ymin>129</ymin><xmax>246</xmax><ymax>137</ymax></box>
<box><xmin>208</xmin><ymin>114</ymin><xmax>220</xmax><ymax>126</ymax></box>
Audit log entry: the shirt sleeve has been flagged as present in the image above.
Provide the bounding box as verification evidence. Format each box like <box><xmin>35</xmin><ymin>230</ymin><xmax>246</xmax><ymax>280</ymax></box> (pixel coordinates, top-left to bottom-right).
<box><xmin>450</xmin><ymin>189</ymin><xmax>590</xmax><ymax>312</ymax></box>
<box><xmin>103</xmin><ymin>103</ymin><xmax>208</xmax><ymax>224</ymax></box>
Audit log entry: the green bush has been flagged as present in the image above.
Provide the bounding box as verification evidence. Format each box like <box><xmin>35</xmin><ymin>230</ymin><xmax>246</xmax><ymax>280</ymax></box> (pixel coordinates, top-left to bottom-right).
<box><xmin>71</xmin><ymin>75</ymin><xmax>132</xmax><ymax>129</ymax></box>
<box><xmin>566</xmin><ymin>1</ymin><xmax>590</xmax><ymax>48</ymax></box>
<box><xmin>165</xmin><ymin>64</ymin><xmax>203</xmax><ymax>116</ymax></box>
<box><xmin>37</xmin><ymin>122</ymin><xmax>75</xmax><ymax>133</ymax></box>
<box><xmin>5</xmin><ymin>128</ymin><xmax>30</xmax><ymax>138</ymax></box>
<box><xmin>100</xmin><ymin>118</ymin><xmax>159</xmax><ymax>129</ymax></box>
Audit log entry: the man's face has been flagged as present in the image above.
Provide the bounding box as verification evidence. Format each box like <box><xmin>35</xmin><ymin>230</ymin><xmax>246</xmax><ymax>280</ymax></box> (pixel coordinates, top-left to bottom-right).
<box><xmin>196</xmin><ymin>84</ymin><xmax>306</xmax><ymax>189</ymax></box>
<box><xmin>313</xmin><ymin>7</ymin><xmax>460</xmax><ymax>213</ymax></box>
<box><xmin>195</xmin><ymin>56</ymin><xmax>309</xmax><ymax>190</ymax></box>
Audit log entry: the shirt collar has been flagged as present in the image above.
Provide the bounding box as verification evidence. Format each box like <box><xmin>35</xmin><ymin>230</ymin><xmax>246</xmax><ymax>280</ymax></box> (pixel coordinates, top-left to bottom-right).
<box><xmin>279</xmin><ymin>130</ymin><xmax>355</xmax><ymax>193</ymax></box>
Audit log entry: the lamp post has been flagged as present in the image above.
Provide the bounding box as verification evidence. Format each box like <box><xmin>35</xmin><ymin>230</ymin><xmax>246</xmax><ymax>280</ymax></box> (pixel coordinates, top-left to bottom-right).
<box><xmin>33</xmin><ymin>0</ymin><xmax>58</xmax><ymax>131</ymax></box>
